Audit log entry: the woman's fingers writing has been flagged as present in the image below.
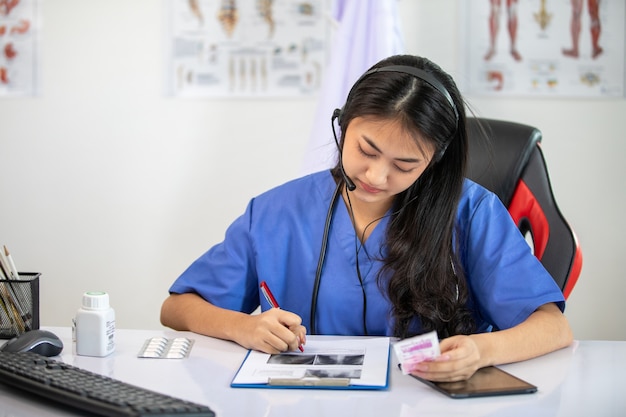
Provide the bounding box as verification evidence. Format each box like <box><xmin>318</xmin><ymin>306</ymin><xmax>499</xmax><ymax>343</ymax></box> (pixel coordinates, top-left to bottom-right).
<box><xmin>240</xmin><ymin>308</ymin><xmax>306</xmax><ymax>354</ymax></box>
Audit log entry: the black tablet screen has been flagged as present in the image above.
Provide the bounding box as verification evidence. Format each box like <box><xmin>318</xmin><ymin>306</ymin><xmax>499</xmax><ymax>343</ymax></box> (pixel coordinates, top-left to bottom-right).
<box><xmin>411</xmin><ymin>366</ymin><xmax>537</xmax><ymax>398</ymax></box>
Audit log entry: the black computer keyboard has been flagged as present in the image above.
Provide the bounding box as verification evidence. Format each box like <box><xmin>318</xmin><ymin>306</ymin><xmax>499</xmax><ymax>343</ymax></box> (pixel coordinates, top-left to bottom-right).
<box><xmin>0</xmin><ymin>351</ymin><xmax>216</xmax><ymax>416</ymax></box>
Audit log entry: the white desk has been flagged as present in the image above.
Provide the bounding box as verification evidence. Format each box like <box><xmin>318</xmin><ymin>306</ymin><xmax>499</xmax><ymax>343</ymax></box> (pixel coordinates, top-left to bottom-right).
<box><xmin>1</xmin><ymin>327</ymin><xmax>625</xmax><ymax>417</ymax></box>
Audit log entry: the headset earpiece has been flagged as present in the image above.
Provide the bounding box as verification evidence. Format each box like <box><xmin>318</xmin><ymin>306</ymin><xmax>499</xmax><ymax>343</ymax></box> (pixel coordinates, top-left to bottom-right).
<box><xmin>331</xmin><ymin>108</ymin><xmax>356</xmax><ymax>191</ymax></box>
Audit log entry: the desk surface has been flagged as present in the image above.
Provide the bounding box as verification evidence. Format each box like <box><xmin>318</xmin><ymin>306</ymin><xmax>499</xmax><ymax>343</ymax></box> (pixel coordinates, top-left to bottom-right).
<box><xmin>1</xmin><ymin>327</ymin><xmax>625</xmax><ymax>417</ymax></box>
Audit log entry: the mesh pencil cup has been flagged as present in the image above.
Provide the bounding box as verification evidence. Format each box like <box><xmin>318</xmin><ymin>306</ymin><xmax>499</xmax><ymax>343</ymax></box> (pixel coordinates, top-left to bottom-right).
<box><xmin>0</xmin><ymin>273</ymin><xmax>40</xmax><ymax>339</ymax></box>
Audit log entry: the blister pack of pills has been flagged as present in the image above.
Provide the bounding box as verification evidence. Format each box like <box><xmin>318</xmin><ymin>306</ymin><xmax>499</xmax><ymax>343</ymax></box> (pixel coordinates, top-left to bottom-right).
<box><xmin>137</xmin><ymin>337</ymin><xmax>194</xmax><ymax>359</ymax></box>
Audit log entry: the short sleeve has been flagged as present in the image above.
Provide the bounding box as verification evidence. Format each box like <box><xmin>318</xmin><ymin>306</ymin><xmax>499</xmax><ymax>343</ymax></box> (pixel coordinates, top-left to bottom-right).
<box><xmin>458</xmin><ymin>182</ymin><xmax>565</xmax><ymax>331</ymax></box>
<box><xmin>168</xmin><ymin>199</ymin><xmax>260</xmax><ymax>314</ymax></box>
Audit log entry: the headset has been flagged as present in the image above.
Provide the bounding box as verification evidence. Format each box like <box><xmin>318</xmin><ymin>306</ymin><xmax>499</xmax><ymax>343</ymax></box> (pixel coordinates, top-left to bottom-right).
<box><xmin>338</xmin><ymin>65</ymin><xmax>460</xmax><ymax>126</ymax></box>
<box><xmin>331</xmin><ymin>65</ymin><xmax>460</xmax><ymax>193</ymax></box>
<box><xmin>310</xmin><ymin>64</ymin><xmax>461</xmax><ymax>335</ymax></box>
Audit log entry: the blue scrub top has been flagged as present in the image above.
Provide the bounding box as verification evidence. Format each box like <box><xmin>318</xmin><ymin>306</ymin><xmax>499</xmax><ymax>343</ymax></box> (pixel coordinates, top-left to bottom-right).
<box><xmin>169</xmin><ymin>170</ymin><xmax>565</xmax><ymax>336</ymax></box>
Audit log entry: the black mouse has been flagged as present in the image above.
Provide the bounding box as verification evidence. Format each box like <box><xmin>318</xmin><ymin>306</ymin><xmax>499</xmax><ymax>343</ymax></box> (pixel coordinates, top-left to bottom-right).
<box><xmin>0</xmin><ymin>329</ymin><xmax>64</xmax><ymax>357</ymax></box>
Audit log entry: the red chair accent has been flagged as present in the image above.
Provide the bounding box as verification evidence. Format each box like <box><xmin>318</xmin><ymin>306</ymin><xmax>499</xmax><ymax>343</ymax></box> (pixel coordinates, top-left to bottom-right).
<box><xmin>466</xmin><ymin>118</ymin><xmax>582</xmax><ymax>299</ymax></box>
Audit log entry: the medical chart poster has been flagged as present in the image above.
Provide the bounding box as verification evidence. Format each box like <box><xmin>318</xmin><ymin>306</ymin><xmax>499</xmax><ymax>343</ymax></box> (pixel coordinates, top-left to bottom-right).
<box><xmin>459</xmin><ymin>0</ymin><xmax>625</xmax><ymax>98</ymax></box>
<box><xmin>0</xmin><ymin>0</ymin><xmax>40</xmax><ymax>97</ymax></box>
<box><xmin>165</xmin><ymin>0</ymin><xmax>330</xmax><ymax>98</ymax></box>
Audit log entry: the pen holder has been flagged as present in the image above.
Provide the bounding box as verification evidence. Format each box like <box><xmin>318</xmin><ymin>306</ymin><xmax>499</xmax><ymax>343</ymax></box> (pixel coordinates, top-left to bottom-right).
<box><xmin>0</xmin><ymin>273</ymin><xmax>40</xmax><ymax>339</ymax></box>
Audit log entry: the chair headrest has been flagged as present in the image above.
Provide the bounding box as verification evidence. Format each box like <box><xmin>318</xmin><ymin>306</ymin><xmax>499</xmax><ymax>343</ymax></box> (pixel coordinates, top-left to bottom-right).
<box><xmin>466</xmin><ymin>118</ymin><xmax>542</xmax><ymax>206</ymax></box>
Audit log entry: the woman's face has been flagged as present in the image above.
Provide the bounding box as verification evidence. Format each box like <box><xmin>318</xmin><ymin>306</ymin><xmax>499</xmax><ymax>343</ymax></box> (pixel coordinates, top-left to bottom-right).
<box><xmin>341</xmin><ymin>116</ymin><xmax>435</xmax><ymax>208</ymax></box>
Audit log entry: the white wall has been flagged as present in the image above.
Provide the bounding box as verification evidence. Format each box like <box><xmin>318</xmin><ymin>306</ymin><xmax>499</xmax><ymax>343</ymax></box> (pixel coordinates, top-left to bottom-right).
<box><xmin>1</xmin><ymin>0</ymin><xmax>624</xmax><ymax>340</ymax></box>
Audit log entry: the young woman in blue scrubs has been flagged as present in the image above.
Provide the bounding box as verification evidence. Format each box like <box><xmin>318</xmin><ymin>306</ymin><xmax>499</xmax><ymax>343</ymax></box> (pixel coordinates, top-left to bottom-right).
<box><xmin>160</xmin><ymin>54</ymin><xmax>572</xmax><ymax>382</ymax></box>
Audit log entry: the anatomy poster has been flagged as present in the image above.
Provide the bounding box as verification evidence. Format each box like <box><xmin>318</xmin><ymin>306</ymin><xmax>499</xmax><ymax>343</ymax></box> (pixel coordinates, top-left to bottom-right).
<box><xmin>459</xmin><ymin>0</ymin><xmax>625</xmax><ymax>98</ymax></box>
<box><xmin>165</xmin><ymin>0</ymin><xmax>329</xmax><ymax>98</ymax></box>
<box><xmin>0</xmin><ymin>0</ymin><xmax>39</xmax><ymax>97</ymax></box>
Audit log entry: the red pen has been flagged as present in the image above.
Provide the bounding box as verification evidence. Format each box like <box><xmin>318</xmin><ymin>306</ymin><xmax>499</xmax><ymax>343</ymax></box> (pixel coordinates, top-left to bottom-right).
<box><xmin>260</xmin><ymin>281</ymin><xmax>304</xmax><ymax>352</ymax></box>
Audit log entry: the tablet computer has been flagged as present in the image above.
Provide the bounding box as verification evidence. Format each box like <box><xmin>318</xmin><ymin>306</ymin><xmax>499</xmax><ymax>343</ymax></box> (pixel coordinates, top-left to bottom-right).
<box><xmin>409</xmin><ymin>366</ymin><xmax>537</xmax><ymax>398</ymax></box>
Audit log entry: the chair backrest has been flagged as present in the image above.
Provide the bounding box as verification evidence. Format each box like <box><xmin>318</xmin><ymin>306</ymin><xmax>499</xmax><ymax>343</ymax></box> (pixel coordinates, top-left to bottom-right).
<box><xmin>466</xmin><ymin>118</ymin><xmax>582</xmax><ymax>299</ymax></box>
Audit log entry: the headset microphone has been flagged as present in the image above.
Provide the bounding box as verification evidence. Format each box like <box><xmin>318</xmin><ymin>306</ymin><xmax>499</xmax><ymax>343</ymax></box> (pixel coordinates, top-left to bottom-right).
<box><xmin>341</xmin><ymin>164</ymin><xmax>357</xmax><ymax>192</ymax></box>
<box><xmin>331</xmin><ymin>109</ymin><xmax>356</xmax><ymax>191</ymax></box>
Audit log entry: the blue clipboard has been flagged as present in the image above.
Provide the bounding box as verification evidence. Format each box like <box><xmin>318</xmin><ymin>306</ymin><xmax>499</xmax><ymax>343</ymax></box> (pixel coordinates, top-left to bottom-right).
<box><xmin>230</xmin><ymin>336</ymin><xmax>391</xmax><ymax>390</ymax></box>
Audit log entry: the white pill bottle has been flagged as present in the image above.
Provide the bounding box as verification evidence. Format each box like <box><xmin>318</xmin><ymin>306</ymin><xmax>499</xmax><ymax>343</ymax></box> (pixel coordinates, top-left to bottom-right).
<box><xmin>75</xmin><ymin>291</ymin><xmax>116</xmax><ymax>357</ymax></box>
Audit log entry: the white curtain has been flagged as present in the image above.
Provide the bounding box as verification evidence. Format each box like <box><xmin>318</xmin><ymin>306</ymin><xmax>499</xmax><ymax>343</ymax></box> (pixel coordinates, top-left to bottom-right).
<box><xmin>300</xmin><ymin>0</ymin><xmax>405</xmax><ymax>175</ymax></box>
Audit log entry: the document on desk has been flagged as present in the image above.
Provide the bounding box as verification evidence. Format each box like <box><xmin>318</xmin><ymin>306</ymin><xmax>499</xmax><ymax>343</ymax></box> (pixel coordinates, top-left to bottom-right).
<box><xmin>231</xmin><ymin>336</ymin><xmax>390</xmax><ymax>390</ymax></box>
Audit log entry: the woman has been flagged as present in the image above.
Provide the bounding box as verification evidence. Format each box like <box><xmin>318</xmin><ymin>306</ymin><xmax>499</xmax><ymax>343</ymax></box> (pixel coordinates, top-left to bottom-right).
<box><xmin>160</xmin><ymin>54</ymin><xmax>572</xmax><ymax>382</ymax></box>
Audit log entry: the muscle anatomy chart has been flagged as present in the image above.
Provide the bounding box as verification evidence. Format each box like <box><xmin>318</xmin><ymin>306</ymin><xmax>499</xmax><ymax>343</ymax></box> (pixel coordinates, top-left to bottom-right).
<box><xmin>460</xmin><ymin>0</ymin><xmax>624</xmax><ymax>97</ymax></box>
<box><xmin>0</xmin><ymin>0</ymin><xmax>39</xmax><ymax>97</ymax></box>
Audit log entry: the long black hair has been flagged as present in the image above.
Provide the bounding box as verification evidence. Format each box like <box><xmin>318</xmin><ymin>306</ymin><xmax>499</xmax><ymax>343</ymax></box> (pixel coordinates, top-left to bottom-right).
<box><xmin>332</xmin><ymin>55</ymin><xmax>475</xmax><ymax>338</ymax></box>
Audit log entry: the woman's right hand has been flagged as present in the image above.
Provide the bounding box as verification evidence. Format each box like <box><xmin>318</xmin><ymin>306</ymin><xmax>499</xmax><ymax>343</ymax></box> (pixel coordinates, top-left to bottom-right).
<box><xmin>235</xmin><ymin>308</ymin><xmax>307</xmax><ymax>354</ymax></box>
<box><xmin>161</xmin><ymin>293</ymin><xmax>306</xmax><ymax>353</ymax></box>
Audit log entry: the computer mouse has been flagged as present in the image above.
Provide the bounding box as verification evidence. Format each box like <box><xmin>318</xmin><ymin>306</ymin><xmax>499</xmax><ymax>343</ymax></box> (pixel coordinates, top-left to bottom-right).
<box><xmin>0</xmin><ymin>329</ymin><xmax>64</xmax><ymax>357</ymax></box>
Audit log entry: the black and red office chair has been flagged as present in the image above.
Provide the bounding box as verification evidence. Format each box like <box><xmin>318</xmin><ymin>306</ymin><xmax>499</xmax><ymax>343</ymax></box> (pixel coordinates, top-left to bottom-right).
<box><xmin>466</xmin><ymin>118</ymin><xmax>582</xmax><ymax>299</ymax></box>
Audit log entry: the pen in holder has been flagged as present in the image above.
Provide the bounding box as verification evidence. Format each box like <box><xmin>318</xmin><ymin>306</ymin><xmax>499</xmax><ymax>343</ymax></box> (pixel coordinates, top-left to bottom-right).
<box><xmin>0</xmin><ymin>273</ymin><xmax>40</xmax><ymax>339</ymax></box>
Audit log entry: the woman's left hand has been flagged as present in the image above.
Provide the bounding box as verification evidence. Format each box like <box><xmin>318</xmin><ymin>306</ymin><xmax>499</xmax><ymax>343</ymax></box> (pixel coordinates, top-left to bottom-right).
<box><xmin>409</xmin><ymin>335</ymin><xmax>483</xmax><ymax>382</ymax></box>
<box><xmin>409</xmin><ymin>303</ymin><xmax>573</xmax><ymax>382</ymax></box>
